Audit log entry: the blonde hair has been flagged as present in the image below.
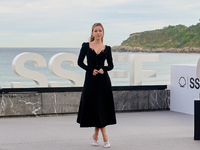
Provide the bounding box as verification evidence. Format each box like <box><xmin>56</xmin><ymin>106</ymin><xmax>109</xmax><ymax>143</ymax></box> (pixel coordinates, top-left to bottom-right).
<box><xmin>89</xmin><ymin>23</ymin><xmax>104</xmax><ymax>42</ymax></box>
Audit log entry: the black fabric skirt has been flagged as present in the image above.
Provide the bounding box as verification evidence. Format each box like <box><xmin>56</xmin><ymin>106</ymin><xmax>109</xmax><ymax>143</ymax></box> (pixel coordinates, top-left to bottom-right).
<box><xmin>77</xmin><ymin>71</ymin><xmax>116</xmax><ymax>128</ymax></box>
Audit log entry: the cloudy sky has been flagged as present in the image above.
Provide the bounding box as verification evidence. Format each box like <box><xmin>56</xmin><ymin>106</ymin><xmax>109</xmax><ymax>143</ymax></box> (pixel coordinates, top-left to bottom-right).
<box><xmin>0</xmin><ymin>0</ymin><xmax>199</xmax><ymax>47</ymax></box>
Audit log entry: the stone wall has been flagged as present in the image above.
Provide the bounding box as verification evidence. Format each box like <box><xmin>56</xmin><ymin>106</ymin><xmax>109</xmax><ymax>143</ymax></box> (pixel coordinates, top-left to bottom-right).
<box><xmin>0</xmin><ymin>87</ymin><xmax>170</xmax><ymax>117</ymax></box>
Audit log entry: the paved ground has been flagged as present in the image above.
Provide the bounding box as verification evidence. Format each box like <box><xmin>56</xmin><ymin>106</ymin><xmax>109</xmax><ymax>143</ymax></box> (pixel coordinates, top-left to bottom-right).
<box><xmin>0</xmin><ymin>111</ymin><xmax>200</xmax><ymax>150</ymax></box>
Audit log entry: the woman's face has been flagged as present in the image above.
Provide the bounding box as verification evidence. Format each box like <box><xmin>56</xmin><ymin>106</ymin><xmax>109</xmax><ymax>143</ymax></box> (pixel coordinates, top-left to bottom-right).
<box><xmin>92</xmin><ymin>25</ymin><xmax>104</xmax><ymax>41</ymax></box>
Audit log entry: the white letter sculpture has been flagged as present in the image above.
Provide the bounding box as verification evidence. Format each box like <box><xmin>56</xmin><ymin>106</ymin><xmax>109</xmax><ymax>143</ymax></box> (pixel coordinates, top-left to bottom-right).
<box><xmin>11</xmin><ymin>52</ymin><xmax>48</xmax><ymax>88</ymax></box>
<box><xmin>11</xmin><ymin>52</ymin><xmax>159</xmax><ymax>87</ymax></box>
<box><xmin>48</xmin><ymin>53</ymin><xmax>83</xmax><ymax>87</ymax></box>
<box><xmin>108</xmin><ymin>54</ymin><xmax>129</xmax><ymax>79</ymax></box>
<box><xmin>130</xmin><ymin>54</ymin><xmax>159</xmax><ymax>85</ymax></box>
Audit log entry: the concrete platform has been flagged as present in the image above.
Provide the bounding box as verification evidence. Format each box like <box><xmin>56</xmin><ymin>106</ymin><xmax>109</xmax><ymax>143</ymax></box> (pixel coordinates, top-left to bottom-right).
<box><xmin>0</xmin><ymin>111</ymin><xmax>200</xmax><ymax>150</ymax></box>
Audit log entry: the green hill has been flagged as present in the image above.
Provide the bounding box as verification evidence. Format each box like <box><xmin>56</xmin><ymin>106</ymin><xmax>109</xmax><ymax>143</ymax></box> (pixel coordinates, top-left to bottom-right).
<box><xmin>121</xmin><ymin>23</ymin><xmax>200</xmax><ymax>49</ymax></box>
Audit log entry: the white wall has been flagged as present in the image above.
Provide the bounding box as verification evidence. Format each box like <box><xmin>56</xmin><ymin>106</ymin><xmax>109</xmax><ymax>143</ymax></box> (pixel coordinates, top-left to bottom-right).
<box><xmin>171</xmin><ymin>64</ymin><xmax>200</xmax><ymax>115</ymax></box>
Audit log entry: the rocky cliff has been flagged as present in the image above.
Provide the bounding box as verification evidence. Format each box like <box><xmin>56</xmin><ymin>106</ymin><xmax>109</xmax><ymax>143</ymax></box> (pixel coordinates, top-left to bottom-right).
<box><xmin>111</xmin><ymin>46</ymin><xmax>200</xmax><ymax>53</ymax></box>
<box><xmin>119</xmin><ymin>23</ymin><xmax>200</xmax><ymax>52</ymax></box>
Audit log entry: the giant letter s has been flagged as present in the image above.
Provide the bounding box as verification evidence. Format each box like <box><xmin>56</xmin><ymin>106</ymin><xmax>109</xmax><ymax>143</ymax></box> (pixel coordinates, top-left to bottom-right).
<box><xmin>49</xmin><ymin>53</ymin><xmax>83</xmax><ymax>87</ymax></box>
<box><xmin>11</xmin><ymin>52</ymin><xmax>48</xmax><ymax>87</ymax></box>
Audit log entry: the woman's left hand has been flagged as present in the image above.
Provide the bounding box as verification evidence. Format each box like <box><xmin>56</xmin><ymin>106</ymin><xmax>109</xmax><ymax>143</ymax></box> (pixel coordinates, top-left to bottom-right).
<box><xmin>98</xmin><ymin>68</ymin><xmax>104</xmax><ymax>74</ymax></box>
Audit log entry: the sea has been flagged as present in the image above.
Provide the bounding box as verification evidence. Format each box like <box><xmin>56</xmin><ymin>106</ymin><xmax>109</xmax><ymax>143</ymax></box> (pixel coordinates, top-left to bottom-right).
<box><xmin>0</xmin><ymin>47</ymin><xmax>200</xmax><ymax>88</ymax></box>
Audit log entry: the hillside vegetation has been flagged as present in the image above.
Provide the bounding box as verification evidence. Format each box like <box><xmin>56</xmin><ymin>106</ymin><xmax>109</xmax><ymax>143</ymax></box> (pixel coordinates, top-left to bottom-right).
<box><xmin>121</xmin><ymin>23</ymin><xmax>200</xmax><ymax>49</ymax></box>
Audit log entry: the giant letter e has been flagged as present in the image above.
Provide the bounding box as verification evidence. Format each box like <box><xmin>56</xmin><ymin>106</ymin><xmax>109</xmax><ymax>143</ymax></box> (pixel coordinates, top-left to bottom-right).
<box><xmin>130</xmin><ymin>54</ymin><xmax>159</xmax><ymax>85</ymax></box>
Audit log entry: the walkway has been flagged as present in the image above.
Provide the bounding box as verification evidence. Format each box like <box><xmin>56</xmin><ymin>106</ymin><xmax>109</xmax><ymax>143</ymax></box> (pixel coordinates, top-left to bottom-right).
<box><xmin>0</xmin><ymin>111</ymin><xmax>199</xmax><ymax>150</ymax></box>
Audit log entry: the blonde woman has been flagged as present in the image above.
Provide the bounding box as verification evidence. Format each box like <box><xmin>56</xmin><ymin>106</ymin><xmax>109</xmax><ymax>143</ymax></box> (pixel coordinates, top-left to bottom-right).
<box><xmin>77</xmin><ymin>23</ymin><xmax>116</xmax><ymax>148</ymax></box>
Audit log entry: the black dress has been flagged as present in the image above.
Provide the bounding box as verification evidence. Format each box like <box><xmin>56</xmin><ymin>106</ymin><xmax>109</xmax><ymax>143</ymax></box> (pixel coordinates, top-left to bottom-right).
<box><xmin>77</xmin><ymin>42</ymin><xmax>116</xmax><ymax>128</ymax></box>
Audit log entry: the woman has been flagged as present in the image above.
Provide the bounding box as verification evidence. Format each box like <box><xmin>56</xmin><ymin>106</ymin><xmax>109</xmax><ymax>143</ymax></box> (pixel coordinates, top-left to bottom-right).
<box><xmin>77</xmin><ymin>23</ymin><xmax>116</xmax><ymax>148</ymax></box>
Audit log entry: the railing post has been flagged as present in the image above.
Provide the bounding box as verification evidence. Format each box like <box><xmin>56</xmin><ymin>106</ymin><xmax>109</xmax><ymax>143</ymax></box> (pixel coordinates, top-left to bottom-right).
<box><xmin>194</xmin><ymin>99</ymin><xmax>200</xmax><ymax>140</ymax></box>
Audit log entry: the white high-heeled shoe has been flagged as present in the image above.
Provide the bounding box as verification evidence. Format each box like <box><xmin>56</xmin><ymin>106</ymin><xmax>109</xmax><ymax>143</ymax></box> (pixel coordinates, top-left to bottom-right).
<box><xmin>92</xmin><ymin>136</ymin><xmax>99</xmax><ymax>146</ymax></box>
<box><xmin>104</xmin><ymin>140</ymin><xmax>111</xmax><ymax>148</ymax></box>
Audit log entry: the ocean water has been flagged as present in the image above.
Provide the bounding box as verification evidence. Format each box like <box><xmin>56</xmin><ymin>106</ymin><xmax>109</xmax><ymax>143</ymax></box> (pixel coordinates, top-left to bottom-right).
<box><xmin>0</xmin><ymin>47</ymin><xmax>200</xmax><ymax>88</ymax></box>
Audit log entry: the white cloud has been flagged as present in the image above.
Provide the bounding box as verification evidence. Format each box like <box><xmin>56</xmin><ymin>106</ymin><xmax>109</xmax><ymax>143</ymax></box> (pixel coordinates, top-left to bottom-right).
<box><xmin>0</xmin><ymin>6</ymin><xmax>21</xmax><ymax>13</ymax></box>
<box><xmin>0</xmin><ymin>32</ymin><xmax>15</xmax><ymax>36</ymax></box>
<box><xmin>0</xmin><ymin>0</ymin><xmax>199</xmax><ymax>47</ymax></box>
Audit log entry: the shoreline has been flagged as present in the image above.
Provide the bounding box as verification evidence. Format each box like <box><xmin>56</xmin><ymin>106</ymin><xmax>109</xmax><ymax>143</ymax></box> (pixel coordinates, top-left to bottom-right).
<box><xmin>111</xmin><ymin>46</ymin><xmax>200</xmax><ymax>53</ymax></box>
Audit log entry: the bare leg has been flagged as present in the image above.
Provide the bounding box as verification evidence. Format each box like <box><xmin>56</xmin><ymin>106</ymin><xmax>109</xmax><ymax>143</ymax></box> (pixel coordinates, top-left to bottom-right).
<box><xmin>92</xmin><ymin>127</ymin><xmax>100</xmax><ymax>146</ymax></box>
<box><xmin>93</xmin><ymin>127</ymin><xmax>99</xmax><ymax>140</ymax></box>
<box><xmin>101</xmin><ymin>127</ymin><xmax>110</xmax><ymax>148</ymax></box>
<box><xmin>100</xmin><ymin>127</ymin><xmax>109</xmax><ymax>142</ymax></box>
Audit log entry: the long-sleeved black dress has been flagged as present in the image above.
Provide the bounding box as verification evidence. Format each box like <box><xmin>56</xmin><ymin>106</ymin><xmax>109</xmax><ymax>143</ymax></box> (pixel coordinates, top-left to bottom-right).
<box><xmin>77</xmin><ymin>42</ymin><xmax>116</xmax><ymax>128</ymax></box>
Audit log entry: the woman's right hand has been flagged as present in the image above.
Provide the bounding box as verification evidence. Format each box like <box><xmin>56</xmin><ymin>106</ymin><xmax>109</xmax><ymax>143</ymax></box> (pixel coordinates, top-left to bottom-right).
<box><xmin>93</xmin><ymin>69</ymin><xmax>98</xmax><ymax>76</ymax></box>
